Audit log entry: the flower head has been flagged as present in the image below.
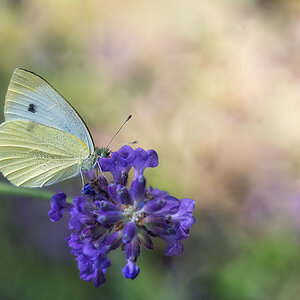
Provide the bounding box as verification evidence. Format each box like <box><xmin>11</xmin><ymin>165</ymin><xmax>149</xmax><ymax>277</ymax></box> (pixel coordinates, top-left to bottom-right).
<box><xmin>49</xmin><ymin>146</ymin><xmax>196</xmax><ymax>287</ymax></box>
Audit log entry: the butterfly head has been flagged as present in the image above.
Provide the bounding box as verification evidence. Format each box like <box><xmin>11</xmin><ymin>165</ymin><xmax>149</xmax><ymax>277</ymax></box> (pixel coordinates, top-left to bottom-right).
<box><xmin>80</xmin><ymin>147</ymin><xmax>111</xmax><ymax>173</ymax></box>
<box><xmin>94</xmin><ymin>146</ymin><xmax>111</xmax><ymax>159</ymax></box>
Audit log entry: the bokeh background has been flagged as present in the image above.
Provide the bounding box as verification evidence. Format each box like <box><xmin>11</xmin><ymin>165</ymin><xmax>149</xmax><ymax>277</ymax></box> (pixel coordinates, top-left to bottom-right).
<box><xmin>1</xmin><ymin>0</ymin><xmax>300</xmax><ymax>299</ymax></box>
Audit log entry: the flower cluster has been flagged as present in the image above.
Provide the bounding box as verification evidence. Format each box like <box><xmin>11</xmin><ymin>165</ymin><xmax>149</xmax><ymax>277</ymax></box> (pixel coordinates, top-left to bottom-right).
<box><xmin>48</xmin><ymin>146</ymin><xmax>196</xmax><ymax>287</ymax></box>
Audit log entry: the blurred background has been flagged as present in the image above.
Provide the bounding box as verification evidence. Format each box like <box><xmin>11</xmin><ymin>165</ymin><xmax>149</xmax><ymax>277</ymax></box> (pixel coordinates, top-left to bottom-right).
<box><xmin>1</xmin><ymin>0</ymin><xmax>300</xmax><ymax>299</ymax></box>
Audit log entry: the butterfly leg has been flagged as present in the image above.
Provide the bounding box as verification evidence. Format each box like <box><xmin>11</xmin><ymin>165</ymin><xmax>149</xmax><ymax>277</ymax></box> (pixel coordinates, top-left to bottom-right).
<box><xmin>96</xmin><ymin>157</ymin><xmax>108</xmax><ymax>181</ymax></box>
<box><xmin>80</xmin><ymin>169</ymin><xmax>86</xmax><ymax>190</ymax></box>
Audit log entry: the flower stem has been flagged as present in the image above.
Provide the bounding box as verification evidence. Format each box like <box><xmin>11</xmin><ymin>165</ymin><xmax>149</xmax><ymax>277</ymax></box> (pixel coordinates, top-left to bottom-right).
<box><xmin>0</xmin><ymin>182</ymin><xmax>72</xmax><ymax>202</ymax></box>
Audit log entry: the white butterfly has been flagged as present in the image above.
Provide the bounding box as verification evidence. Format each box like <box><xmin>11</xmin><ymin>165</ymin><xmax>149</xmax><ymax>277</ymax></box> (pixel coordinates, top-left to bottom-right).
<box><xmin>0</xmin><ymin>68</ymin><xmax>110</xmax><ymax>188</ymax></box>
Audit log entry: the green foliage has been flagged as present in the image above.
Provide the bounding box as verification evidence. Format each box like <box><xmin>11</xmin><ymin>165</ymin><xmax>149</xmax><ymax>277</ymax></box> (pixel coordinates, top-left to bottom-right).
<box><xmin>217</xmin><ymin>232</ymin><xmax>300</xmax><ymax>300</ymax></box>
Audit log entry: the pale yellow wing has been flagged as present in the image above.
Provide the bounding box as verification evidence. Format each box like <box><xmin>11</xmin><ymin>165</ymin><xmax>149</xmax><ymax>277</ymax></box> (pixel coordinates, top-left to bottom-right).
<box><xmin>0</xmin><ymin>120</ymin><xmax>90</xmax><ymax>187</ymax></box>
<box><xmin>5</xmin><ymin>68</ymin><xmax>95</xmax><ymax>153</ymax></box>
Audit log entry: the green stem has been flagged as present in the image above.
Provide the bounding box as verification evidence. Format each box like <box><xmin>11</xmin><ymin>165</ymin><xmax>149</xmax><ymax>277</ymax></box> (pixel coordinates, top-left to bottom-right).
<box><xmin>0</xmin><ymin>182</ymin><xmax>73</xmax><ymax>203</ymax></box>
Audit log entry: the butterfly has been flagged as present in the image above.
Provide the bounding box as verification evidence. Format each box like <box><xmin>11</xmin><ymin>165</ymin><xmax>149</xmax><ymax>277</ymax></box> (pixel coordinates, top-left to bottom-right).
<box><xmin>0</xmin><ymin>68</ymin><xmax>112</xmax><ymax>188</ymax></box>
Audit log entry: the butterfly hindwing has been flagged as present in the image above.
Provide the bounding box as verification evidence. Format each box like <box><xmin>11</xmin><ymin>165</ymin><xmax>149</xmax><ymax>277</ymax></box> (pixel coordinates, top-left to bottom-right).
<box><xmin>0</xmin><ymin>120</ymin><xmax>90</xmax><ymax>187</ymax></box>
<box><xmin>4</xmin><ymin>68</ymin><xmax>95</xmax><ymax>153</ymax></box>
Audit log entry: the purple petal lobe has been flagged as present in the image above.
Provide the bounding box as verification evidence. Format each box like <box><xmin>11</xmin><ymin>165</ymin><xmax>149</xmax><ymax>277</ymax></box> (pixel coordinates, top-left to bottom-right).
<box><xmin>122</xmin><ymin>262</ymin><xmax>140</xmax><ymax>279</ymax></box>
<box><xmin>130</xmin><ymin>176</ymin><xmax>146</xmax><ymax>203</ymax></box>
<box><xmin>143</xmin><ymin>198</ymin><xmax>166</xmax><ymax>213</ymax></box>
<box><xmin>125</xmin><ymin>238</ymin><xmax>140</xmax><ymax>261</ymax></box>
<box><xmin>118</xmin><ymin>145</ymin><xmax>136</xmax><ymax>163</ymax></box>
<box><xmin>97</xmin><ymin>211</ymin><xmax>122</xmax><ymax>225</ymax></box>
<box><xmin>170</xmin><ymin>198</ymin><xmax>196</xmax><ymax>230</ymax></box>
<box><xmin>100</xmin><ymin>146</ymin><xmax>134</xmax><ymax>185</ymax></box>
<box><xmin>72</xmin><ymin>196</ymin><xmax>86</xmax><ymax>213</ymax></box>
<box><xmin>94</xmin><ymin>270</ymin><xmax>106</xmax><ymax>288</ymax></box>
<box><xmin>122</xmin><ymin>222</ymin><xmax>137</xmax><ymax>244</ymax></box>
<box><xmin>48</xmin><ymin>192</ymin><xmax>71</xmax><ymax>222</ymax></box>
<box><xmin>180</xmin><ymin>198</ymin><xmax>196</xmax><ymax>212</ymax></box>
<box><xmin>117</xmin><ymin>185</ymin><xmax>132</xmax><ymax>205</ymax></box>
<box><xmin>133</xmin><ymin>148</ymin><xmax>158</xmax><ymax>176</ymax></box>
<box><xmin>83</xmin><ymin>242</ymin><xmax>100</xmax><ymax>257</ymax></box>
<box><xmin>137</xmin><ymin>231</ymin><xmax>154</xmax><ymax>250</ymax></box>
<box><xmin>94</xmin><ymin>254</ymin><xmax>111</xmax><ymax>270</ymax></box>
<box><xmin>99</xmin><ymin>200</ymin><xmax>121</xmax><ymax>212</ymax></box>
<box><xmin>105</xmin><ymin>231</ymin><xmax>123</xmax><ymax>250</ymax></box>
<box><xmin>108</xmin><ymin>183</ymin><xmax>118</xmax><ymax>203</ymax></box>
<box><xmin>164</xmin><ymin>240</ymin><xmax>184</xmax><ymax>256</ymax></box>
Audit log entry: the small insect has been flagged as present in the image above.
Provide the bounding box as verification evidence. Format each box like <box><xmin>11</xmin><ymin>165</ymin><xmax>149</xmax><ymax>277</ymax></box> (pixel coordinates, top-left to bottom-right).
<box><xmin>0</xmin><ymin>68</ymin><xmax>130</xmax><ymax>188</ymax></box>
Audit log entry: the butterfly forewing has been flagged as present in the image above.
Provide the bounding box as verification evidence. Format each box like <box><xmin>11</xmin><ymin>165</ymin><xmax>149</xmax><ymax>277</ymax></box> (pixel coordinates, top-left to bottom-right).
<box><xmin>4</xmin><ymin>68</ymin><xmax>95</xmax><ymax>153</ymax></box>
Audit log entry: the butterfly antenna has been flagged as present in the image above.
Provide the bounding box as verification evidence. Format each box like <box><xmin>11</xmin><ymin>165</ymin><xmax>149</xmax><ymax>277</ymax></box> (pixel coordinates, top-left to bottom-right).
<box><xmin>106</xmin><ymin>115</ymin><xmax>132</xmax><ymax>148</ymax></box>
<box><xmin>115</xmin><ymin>140</ymin><xmax>138</xmax><ymax>147</ymax></box>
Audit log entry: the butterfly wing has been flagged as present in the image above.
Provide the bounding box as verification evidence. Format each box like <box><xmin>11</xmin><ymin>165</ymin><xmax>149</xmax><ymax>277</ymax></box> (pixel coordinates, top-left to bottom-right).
<box><xmin>0</xmin><ymin>120</ymin><xmax>90</xmax><ymax>187</ymax></box>
<box><xmin>4</xmin><ymin>68</ymin><xmax>94</xmax><ymax>153</ymax></box>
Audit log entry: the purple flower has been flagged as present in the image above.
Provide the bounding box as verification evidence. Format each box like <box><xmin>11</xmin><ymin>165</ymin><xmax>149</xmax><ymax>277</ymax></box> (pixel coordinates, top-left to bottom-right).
<box><xmin>100</xmin><ymin>145</ymin><xmax>135</xmax><ymax>185</ymax></box>
<box><xmin>122</xmin><ymin>222</ymin><xmax>137</xmax><ymax>244</ymax></box>
<box><xmin>48</xmin><ymin>191</ymin><xmax>72</xmax><ymax>222</ymax></box>
<box><xmin>122</xmin><ymin>238</ymin><xmax>140</xmax><ymax>279</ymax></box>
<box><xmin>132</xmin><ymin>148</ymin><xmax>158</xmax><ymax>177</ymax></box>
<box><xmin>122</xmin><ymin>261</ymin><xmax>140</xmax><ymax>279</ymax></box>
<box><xmin>164</xmin><ymin>240</ymin><xmax>184</xmax><ymax>256</ymax></box>
<box><xmin>169</xmin><ymin>198</ymin><xmax>196</xmax><ymax>230</ymax></box>
<box><xmin>49</xmin><ymin>146</ymin><xmax>196</xmax><ymax>287</ymax></box>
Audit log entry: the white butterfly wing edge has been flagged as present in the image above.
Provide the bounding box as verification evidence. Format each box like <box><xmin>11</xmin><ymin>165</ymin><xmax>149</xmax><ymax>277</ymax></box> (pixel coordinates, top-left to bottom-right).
<box><xmin>4</xmin><ymin>68</ymin><xmax>95</xmax><ymax>153</ymax></box>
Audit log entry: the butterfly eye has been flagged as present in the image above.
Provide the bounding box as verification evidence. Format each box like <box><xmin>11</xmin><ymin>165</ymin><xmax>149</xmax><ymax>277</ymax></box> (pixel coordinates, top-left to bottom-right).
<box><xmin>28</xmin><ymin>103</ymin><xmax>36</xmax><ymax>113</ymax></box>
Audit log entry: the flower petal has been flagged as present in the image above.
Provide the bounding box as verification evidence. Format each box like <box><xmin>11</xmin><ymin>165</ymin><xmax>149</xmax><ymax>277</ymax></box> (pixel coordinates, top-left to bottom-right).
<box><xmin>48</xmin><ymin>192</ymin><xmax>71</xmax><ymax>222</ymax></box>
<box><xmin>122</xmin><ymin>222</ymin><xmax>137</xmax><ymax>244</ymax></box>
<box><xmin>130</xmin><ymin>176</ymin><xmax>146</xmax><ymax>203</ymax></box>
<box><xmin>164</xmin><ymin>240</ymin><xmax>184</xmax><ymax>256</ymax></box>
<box><xmin>122</xmin><ymin>262</ymin><xmax>140</xmax><ymax>279</ymax></box>
<box><xmin>133</xmin><ymin>148</ymin><xmax>158</xmax><ymax>177</ymax></box>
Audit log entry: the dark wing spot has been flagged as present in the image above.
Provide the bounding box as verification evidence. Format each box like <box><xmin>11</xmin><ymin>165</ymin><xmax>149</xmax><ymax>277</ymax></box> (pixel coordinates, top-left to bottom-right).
<box><xmin>28</xmin><ymin>103</ymin><xmax>36</xmax><ymax>113</ymax></box>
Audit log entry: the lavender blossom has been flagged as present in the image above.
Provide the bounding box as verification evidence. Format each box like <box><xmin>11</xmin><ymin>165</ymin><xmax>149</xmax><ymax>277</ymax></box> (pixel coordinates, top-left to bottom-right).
<box><xmin>49</xmin><ymin>146</ymin><xmax>196</xmax><ymax>287</ymax></box>
<box><xmin>48</xmin><ymin>191</ymin><xmax>72</xmax><ymax>222</ymax></box>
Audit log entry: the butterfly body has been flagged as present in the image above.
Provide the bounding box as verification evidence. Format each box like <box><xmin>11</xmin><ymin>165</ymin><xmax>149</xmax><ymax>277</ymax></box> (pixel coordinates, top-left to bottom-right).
<box><xmin>80</xmin><ymin>147</ymin><xmax>111</xmax><ymax>172</ymax></box>
<box><xmin>0</xmin><ymin>68</ymin><xmax>108</xmax><ymax>188</ymax></box>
